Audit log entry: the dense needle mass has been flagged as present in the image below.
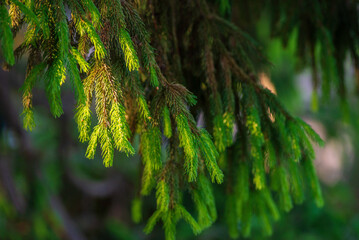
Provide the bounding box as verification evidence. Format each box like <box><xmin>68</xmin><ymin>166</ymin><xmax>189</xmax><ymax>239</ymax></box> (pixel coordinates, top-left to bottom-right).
<box><xmin>1</xmin><ymin>0</ymin><xmax>357</xmax><ymax>239</ymax></box>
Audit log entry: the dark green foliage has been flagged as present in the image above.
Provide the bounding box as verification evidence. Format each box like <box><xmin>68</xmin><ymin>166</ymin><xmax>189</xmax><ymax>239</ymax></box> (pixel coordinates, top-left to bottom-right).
<box><xmin>1</xmin><ymin>0</ymin><xmax>356</xmax><ymax>239</ymax></box>
<box><xmin>238</xmin><ymin>0</ymin><xmax>359</xmax><ymax>112</ymax></box>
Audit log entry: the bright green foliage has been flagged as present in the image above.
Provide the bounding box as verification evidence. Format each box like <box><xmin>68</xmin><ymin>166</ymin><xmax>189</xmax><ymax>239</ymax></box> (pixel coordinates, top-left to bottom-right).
<box><xmin>137</xmin><ymin>95</ymin><xmax>151</xmax><ymax>120</ymax></box>
<box><xmin>225</xmin><ymin>194</ymin><xmax>239</xmax><ymax>238</ymax></box>
<box><xmin>78</xmin><ymin>60</ymin><xmax>135</xmax><ymax>162</ymax></box>
<box><xmin>162</xmin><ymin>107</ymin><xmax>172</xmax><ymax>138</ymax></box>
<box><xmin>21</xmin><ymin>108</ymin><xmax>35</xmax><ymax>131</ymax></box>
<box><xmin>277</xmin><ymin>166</ymin><xmax>293</xmax><ymax>212</ymax></box>
<box><xmin>0</xmin><ymin>0</ymin><xmax>335</xmax><ymax>239</ymax></box>
<box><xmin>218</xmin><ymin>78</ymin><xmax>325</xmax><ymax>236</ymax></box>
<box><xmin>71</xmin><ymin>48</ymin><xmax>90</xmax><ymax>73</ymax></box>
<box><xmin>99</xmin><ymin>126</ymin><xmax>114</xmax><ymax>167</ymax></box>
<box><xmin>156</xmin><ymin>179</ymin><xmax>170</xmax><ymax>212</ymax></box>
<box><xmin>236</xmin><ymin>162</ymin><xmax>250</xmax><ymax>206</ymax></box>
<box><xmin>140</xmin><ymin>163</ymin><xmax>156</xmax><ymax>196</ymax></box>
<box><xmin>150</xmin><ymin>66</ymin><xmax>159</xmax><ymax>87</ymax></box>
<box><xmin>244</xmin><ymin>88</ymin><xmax>266</xmax><ymax>190</ymax></box>
<box><xmin>75</xmin><ymin>19</ymin><xmax>106</xmax><ymax>60</ymax></box>
<box><xmin>288</xmin><ymin>159</ymin><xmax>305</xmax><ymax>204</ymax></box>
<box><xmin>191</xmin><ymin>175</ymin><xmax>218</xmax><ymax>229</ymax></box>
<box><xmin>39</xmin><ymin>0</ymin><xmax>71</xmax><ymax>118</ymax></box>
<box><xmin>223</xmin><ymin>112</ymin><xmax>235</xmax><ymax>146</ymax></box>
<box><xmin>86</xmin><ymin>124</ymin><xmax>101</xmax><ymax>159</ymax></box>
<box><xmin>21</xmin><ymin>63</ymin><xmax>46</xmax><ymax>130</ymax></box>
<box><xmin>110</xmin><ymin>102</ymin><xmax>134</xmax><ymax>155</ymax></box>
<box><xmin>44</xmin><ymin>58</ymin><xmax>65</xmax><ymax>117</ymax></box>
<box><xmin>144</xmin><ymin>209</ymin><xmax>161</xmax><ymax>234</ymax></box>
<box><xmin>296</xmin><ymin>117</ymin><xmax>325</xmax><ymax>147</ymax></box>
<box><xmin>9</xmin><ymin>3</ymin><xmax>21</xmax><ymax>29</ymax></box>
<box><xmin>68</xmin><ymin>52</ymin><xmax>86</xmax><ymax>104</ymax></box>
<box><xmin>0</xmin><ymin>4</ymin><xmax>15</xmax><ymax>65</ymax></box>
<box><xmin>75</xmin><ymin>104</ymin><xmax>92</xmax><ymax>142</ymax></box>
<box><xmin>119</xmin><ymin>28</ymin><xmax>140</xmax><ymax>72</ymax></box>
<box><xmin>10</xmin><ymin>0</ymin><xmax>40</xmax><ymax>28</ymax></box>
<box><xmin>145</xmin><ymin>203</ymin><xmax>201</xmax><ymax>239</ymax></box>
<box><xmin>176</xmin><ymin>205</ymin><xmax>202</xmax><ymax>234</ymax></box>
<box><xmin>140</xmin><ymin>126</ymin><xmax>162</xmax><ymax>172</ymax></box>
<box><xmin>176</xmin><ymin>114</ymin><xmax>198</xmax><ymax>182</ymax></box>
<box><xmin>255</xmin><ymin>192</ymin><xmax>273</xmax><ymax>236</ymax></box>
<box><xmin>80</xmin><ymin>0</ymin><xmax>101</xmax><ymax>28</ymax></box>
<box><xmin>303</xmin><ymin>157</ymin><xmax>324</xmax><ymax>207</ymax></box>
<box><xmin>144</xmin><ymin>161</ymin><xmax>203</xmax><ymax>238</ymax></box>
<box><xmin>213</xmin><ymin>115</ymin><xmax>226</xmax><ymax>152</ymax></box>
<box><xmin>262</xmin><ymin>189</ymin><xmax>280</xmax><ymax>221</ymax></box>
<box><xmin>131</xmin><ymin>197</ymin><xmax>142</xmax><ymax>223</ymax></box>
<box><xmin>197</xmin><ymin>129</ymin><xmax>224</xmax><ymax>184</ymax></box>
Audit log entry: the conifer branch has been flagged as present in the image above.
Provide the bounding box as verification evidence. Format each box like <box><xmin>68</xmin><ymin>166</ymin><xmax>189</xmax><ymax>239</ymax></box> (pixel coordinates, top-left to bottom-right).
<box><xmin>0</xmin><ymin>3</ymin><xmax>15</xmax><ymax>65</ymax></box>
<box><xmin>0</xmin><ymin>0</ymin><xmax>335</xmax><ymax>238</ymax></box>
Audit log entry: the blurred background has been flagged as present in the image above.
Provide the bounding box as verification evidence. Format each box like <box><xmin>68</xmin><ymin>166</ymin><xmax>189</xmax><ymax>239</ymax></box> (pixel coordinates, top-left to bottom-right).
<box><xmin>1</xmin><ymin>4</ymin><xmax>359</xmax><ymax>240</ymax></box>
